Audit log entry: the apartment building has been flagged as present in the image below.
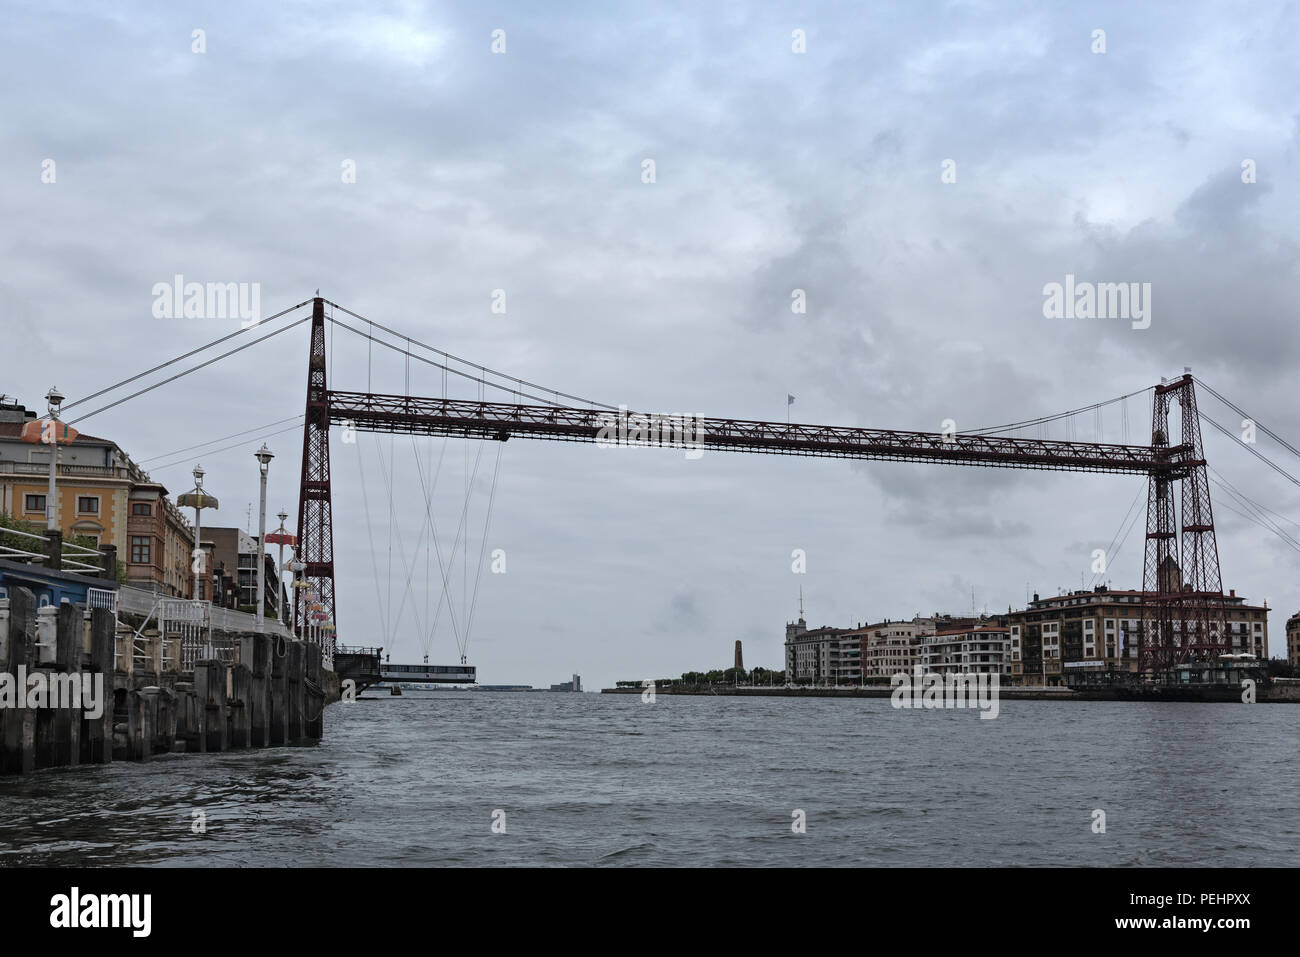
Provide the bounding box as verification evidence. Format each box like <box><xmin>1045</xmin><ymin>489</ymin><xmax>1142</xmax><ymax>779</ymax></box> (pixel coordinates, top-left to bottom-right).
<box><xmin>785</xmin><ymin>618</ymin><xmax>862</xmax><ymax>684</ymax></box>
<box><xmin>206</xmin><ymin>526</ymin><xmax>284</xmax><ymax>616</ymax></box>
<box><xmin>863</xmin><ymin>619</ymin><xmax>928</xmax><ymax>676</ymax></box>
<box><xmin>0</xmin><ymin>397</ymin><xmax>194</xmax><ymax>595</ymax></box>
<box><xmin>918</xmin><ymin>625</ymin><xmax>1011</xmax><ymax>676</ymax></box>
<box><xmin>1286</xmin><ymin>611</ymin><xmax>1300</xmax><ymax>669</ymax></box>
<box><xmin>1007</xmin><ymin>585</ymin><xmax>1268</xmax><ymax>687</ymax></box>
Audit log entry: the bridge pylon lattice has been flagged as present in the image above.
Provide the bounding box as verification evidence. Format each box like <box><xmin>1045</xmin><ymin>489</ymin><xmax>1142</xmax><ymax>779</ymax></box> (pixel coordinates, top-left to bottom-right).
<box><xmin>1139</xmin><ymin>374</ymin><xmax>1225</xmax><ymax>671</ymax></box>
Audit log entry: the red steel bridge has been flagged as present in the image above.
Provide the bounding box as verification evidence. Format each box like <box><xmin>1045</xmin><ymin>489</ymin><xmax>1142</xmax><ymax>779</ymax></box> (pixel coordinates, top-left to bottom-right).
<box><xmin>59</xmin><ymin>294</ymin><xmax>1253</xmax><ymax>677</ymax></box>
<box><xmin>289</xmin><ymin>297</ymin><xmax>1226</xmax><ymax>675</ymax></box>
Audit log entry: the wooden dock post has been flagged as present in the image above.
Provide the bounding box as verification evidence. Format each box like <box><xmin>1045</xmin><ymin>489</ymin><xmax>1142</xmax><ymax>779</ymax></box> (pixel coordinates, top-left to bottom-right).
<box><xmin>305</xmin><ymin>642</ymin><xmax>323</xmax><ymax>741</ymax></box>
<box><xmin>194</xmin><ymin>659</ymin><xmax>228</xmax><ymax>753</ymax></box>
<box><xmin>287</xmin><ymin>639</ymin><xmax>305</xmax><ymax>744</ymax></box>
<box><xmin>82</xmin><ymin>606</ymin><xmax>115</xmax><ymax>764</ymax></box>
<box><xmin>51</xmin><ymin>602</ymin><xmax>82</xmax><ymax>767</ymax></box>
<box><xmin>228</xmin><ymin>663</ymin><xmax>252</xmax><ymax>749</ymax></box>
<box><xmin>270</xmin><ymin>636</ymin><xmax>289</xmax><ymax>746</ymax></box>
<box><xmin>240</xmin><ymin>634</ymin><xmax>274</xmax><ymax>746</ymax></box>
<box><xmin>1</xmin><ymin>587</ymin><xmax>36</xmax><ymax>775</ymax></box>
<box><xmin>174</xmin><ymin>682</ymin><xmax>198</xmax><ymax>752</ymax></box>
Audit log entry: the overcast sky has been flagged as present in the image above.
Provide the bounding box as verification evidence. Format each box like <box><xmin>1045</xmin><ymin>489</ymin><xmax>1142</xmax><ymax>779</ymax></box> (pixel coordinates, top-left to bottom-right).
<box><xmin>5</xmin><ymin>1</ymin><xmax>1300</xmax><ymax>689</ymax></box>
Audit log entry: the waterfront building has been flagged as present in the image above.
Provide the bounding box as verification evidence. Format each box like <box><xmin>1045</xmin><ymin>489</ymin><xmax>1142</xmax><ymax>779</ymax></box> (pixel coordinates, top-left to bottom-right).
<box><xmin>1006</xmin><ymin>584</ymin><xmax>1268</xmax><ymax>687</ymax></box>
<box><xmin>862</xmin><ymin>618</ymin><xmax>931</xmax><ymax>677</ymax></box>
<box><xmin>784</xmin><ymin>617</ymin><xmax>860</xmax><ymax>683</ymax></box>
<box><xmin>549</xmin><ymin>674</ymin><xmax>582</xmax><ymax>692</ymax></box>
<box><xmin>0</xmin><ymin>396</ymin><xmax>194</xmax><ymax>595</ymax></box>
<box><xmin>860</xmin><ymin>615</ymin><xmax>988</xmax><ymax>677</ymax></box>
<box><xmin>205</xmin><ymin>526</ymin><xmax>283</xmax><ymax>616</ymax></box>
<box><xmin>1286</xmin><ymin>612</ymin><xmax>1300</xmax><ymax>669</ymax></box>
<box><xmin>918</xmin><ymin>625</ymin><xmax>1011</xmax><ymax>676</ymax></box>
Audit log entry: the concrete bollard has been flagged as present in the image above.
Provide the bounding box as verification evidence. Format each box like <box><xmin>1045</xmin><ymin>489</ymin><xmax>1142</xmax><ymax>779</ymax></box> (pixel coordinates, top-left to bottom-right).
<box><xmin>114</xmin><ymin>626</ymin><xmax>133</xmax><ymax>682</ymax></box>
<box><xmin>143</xmin><ymin>687</ymin><xmax>175</xmax><ymax>755</ymax></box>
<box><xmin>163</xmin><ymin>635</ymin><xmax>182</xmax><ymax>674</ymax></box>
<box><xmin>138</xmin><ymin>627</ymin><xmax>162</xmax><ymax>679</ymax></box>
<box><xmin>35</xmin><ymin>604</ymin><xmax>57</xmax><ymax>666</ymax></box>
<box><xmin>173</xmin><ymin>682</ymin><xmax>198</xmax><ymax>752</ymax></box>
<box><xmin>131</xmin><ymin>689</ymin><xmax>159</xmax><ymax>761</ymax></box>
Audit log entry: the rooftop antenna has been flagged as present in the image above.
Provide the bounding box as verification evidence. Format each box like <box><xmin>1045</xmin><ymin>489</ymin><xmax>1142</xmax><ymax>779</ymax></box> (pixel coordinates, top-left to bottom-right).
<box><xmin>798</xmin><ymin>585</ymin><xmax>804</xmax><ymax>618</ymax></box>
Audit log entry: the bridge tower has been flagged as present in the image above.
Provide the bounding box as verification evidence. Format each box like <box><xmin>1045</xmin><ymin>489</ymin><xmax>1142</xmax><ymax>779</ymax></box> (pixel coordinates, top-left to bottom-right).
<box><xmin>295</xmin><ymin>297</ymin><xmax>337</xmax><ymax>662</ymax></box>
<box><xmin>1140</xmin><ymin>374</ymin><xmax>1225</xmax><ymax>671</ymax></box>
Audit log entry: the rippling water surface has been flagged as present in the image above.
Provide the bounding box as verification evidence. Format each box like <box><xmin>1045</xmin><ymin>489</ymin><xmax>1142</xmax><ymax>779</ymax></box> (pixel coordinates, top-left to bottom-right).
<box><xmin>1</xmin><ymin>691</ymin><xmax>1296</xmax><ymax>866</ymax></box>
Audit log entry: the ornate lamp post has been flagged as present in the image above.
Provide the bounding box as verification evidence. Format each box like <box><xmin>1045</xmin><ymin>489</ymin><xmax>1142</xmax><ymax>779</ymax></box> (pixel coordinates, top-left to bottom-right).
<box><xmin>44</xmin><ymin>386</ymin><xmax>64</xmax><ymax>531</ymax></box>
<box><xmin>287</xmin><ymin>550</ymin><xmax>306</xmax><ymax>637</ymax></box>
<box><xmin>253</xmin><ymin>444</ymin><xmax>274</xmax><ymax>625</ymax></box>
<box><xmin>264</xmin><ymin>510</ymin><xmax>298</xmax><ymax>625</ymax></box>
<box><xmin>177</xmin><ymin>465</ymin><xmax>218</xmax><ymax>601</ymax></box>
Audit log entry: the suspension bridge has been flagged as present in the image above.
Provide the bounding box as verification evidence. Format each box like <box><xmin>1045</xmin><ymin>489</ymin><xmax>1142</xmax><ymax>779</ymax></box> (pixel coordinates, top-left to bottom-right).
<box><xmin>55</xmin><ymin>295</ymin><xmax>1300</xmax><ymax>680</ymax></box>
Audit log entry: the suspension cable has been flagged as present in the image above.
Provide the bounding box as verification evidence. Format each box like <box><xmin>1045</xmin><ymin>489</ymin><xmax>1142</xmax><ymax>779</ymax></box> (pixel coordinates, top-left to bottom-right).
<box><xmin>327</xmin><ymin>315</ymin><xmax>587</xmax><ymax>408</ymax></box>
<box><xmin>67</xmin><ymin>316</ymin><xmax>312</xmax><ymax>425</ymax></box>
<box><xmin>355</xmin><ymin>434</ymin><xmax>391</xmax><ymax>642</ymax></box>
<box><xmin>1197</xmin><ymin>378</ymin><xmax>1300</xmax><ymax>461</ymax></box>
<box><xmin>1199</xmin><ymin>411</ymin><xmax>1300</xmax><ymax>490</ymax></box>
<box><xmin>137</xmin><ymin>415</ymin><xmax>303</xmax><ymax>464</ymax></box>
<box><xmin>461</xmin><ymin>441</ymin><xmax>505</xmax><ymax>658</ymax></box>
<box><xmin>61</xmin><ymin>300</ymin><xmax>312</xmax><ymax>414</ymax></box>
<box><xmin>961</xmin><ymin>386</ymin><xmax>1154</xmax><ymax>437</ymax></box>
<box><xmin>324</xmin><ymin>301</ymin><xmax>616</xmax><ymax>409</ymax></box>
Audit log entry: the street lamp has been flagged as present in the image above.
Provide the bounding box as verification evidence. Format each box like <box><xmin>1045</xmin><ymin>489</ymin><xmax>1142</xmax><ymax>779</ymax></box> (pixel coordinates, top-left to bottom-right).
<box><xmin>287</xmin><ymin>550</ymin><xmax>306</xmax><ymax>638</ymax></box>
<box><xmin>253</xmin><ymin>444</ymin><xmax>274</xmax><ymax>626</ymax></box>
<box><xmin>264</xmin><ymin>510</ymin><xmax>298</xmax><ymax>625</ymax></box>
<box><xmin>177</xmin><ymin>465</ymin><xmax>218</xmax><ymax>601</ymax></box>
<box><xmin>44</xmin><ymin>386</ymin><xmax>64</xmax><ymax>531</ymax></box>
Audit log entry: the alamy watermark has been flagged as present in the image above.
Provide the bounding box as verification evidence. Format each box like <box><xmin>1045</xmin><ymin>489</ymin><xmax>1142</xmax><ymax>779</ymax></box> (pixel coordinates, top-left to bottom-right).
<box><xmin>1042</xmin><ymin>274</ymin><xmax>1150</xmax><ymax>330</ymax></box>
<box><xmin>595</xmin><ymin>405</ymin><xmax>706</xmax><ymax>459</ymax></box>
<box><xmin>152</xmin><ymin>275</ymin><xmax>262</xmax><ymax>327</ymax></box>
<box><xmin>50</xmin><ymin>887</ymin><xmax>150</xmax><ymax>937</ymax></box>
<box><xmin>0</xmin><ymin>667</ymin><xmax>105</xmax><ymax>719</ymax></box>
<box><xmin>890</xmin><ymin>665</ymin><xmax>1000</xmax><ymax>719</ymax></box>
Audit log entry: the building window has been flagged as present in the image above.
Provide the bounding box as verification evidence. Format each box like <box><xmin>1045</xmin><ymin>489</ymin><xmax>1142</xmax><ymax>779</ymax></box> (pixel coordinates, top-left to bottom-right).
<box><xmin>130</xmin><ymin>536</ymin><xmax>151</xmax><ymax>564</ymax></box>
<box><xmin>23</xmin><ymin>493</ymin><xmax>46</xmax><ymax>513</ymax></box>
<box><xmin>131</xmin><ymin>502</ymin><xmax>152</xmax><ymax>516</ymax></box>
<box><xmin>77</xmin><ymin>496</ymin><xmax>100</xmax><ymax>515</ymax></box>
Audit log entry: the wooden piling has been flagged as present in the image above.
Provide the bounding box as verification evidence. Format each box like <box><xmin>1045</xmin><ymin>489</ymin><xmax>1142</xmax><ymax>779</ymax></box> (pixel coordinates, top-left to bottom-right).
<box><xmin>52</xmin><ymin>602</ymin><xmax>82</xmax><ymax>767</ymax></box>
<box><xmin>194</xmin><ymin>659</ymin><xmax>228</xmax><ymax>753</ymax></box>
<box><xmin>228</xmin><ymin>663</ymin><xmax>252</xmax><ymax>748</ymax></box>
<box><xmin>270</xmin><ymin>635</ymin><xmax>289</xmax><ymax>746</ymax></box>
<box><xmin>1</xmin><ymin>587</ymin><xmax>36</xmax><ymax>775</ymax></box>
<box><xmin>82</xmin><ymin>606</ymin><xmax>115</xmax><ymax>765</ymax></box>
<box><xmin>287</xmin><ymin>639</ymin><xmax>305</xmax><ymax>744</ymax></box>
<box><xmin>305</xmin><ymin>642</ymin><xmax>324</xmax><ymax>741</ymax></box>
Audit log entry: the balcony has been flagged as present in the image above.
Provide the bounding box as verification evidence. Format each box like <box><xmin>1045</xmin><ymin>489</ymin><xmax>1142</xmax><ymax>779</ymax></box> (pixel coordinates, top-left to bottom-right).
<box><xmin>3</xmin><ymin>460</ymin><xmax>119</xmax><ymax>478</ymax></box>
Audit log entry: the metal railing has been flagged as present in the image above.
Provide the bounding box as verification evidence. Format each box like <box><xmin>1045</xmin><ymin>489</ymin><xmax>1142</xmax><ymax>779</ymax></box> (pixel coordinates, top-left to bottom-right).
<box><xmin>116</xmin><ymin>585</ymin><xmax>293</xmax><ymax>672</ymax></box>
<box><xmin>0</xmin><ymin>525</ymin><xmax>103</xmax><ymax>574</ymax></box>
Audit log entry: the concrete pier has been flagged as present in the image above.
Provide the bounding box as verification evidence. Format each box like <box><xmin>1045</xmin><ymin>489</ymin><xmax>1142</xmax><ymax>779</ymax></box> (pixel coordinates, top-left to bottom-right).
<box><xmin>1</xmin><ymin>583</ymin><xmax>333</xmax><ymax>776</ymax></box>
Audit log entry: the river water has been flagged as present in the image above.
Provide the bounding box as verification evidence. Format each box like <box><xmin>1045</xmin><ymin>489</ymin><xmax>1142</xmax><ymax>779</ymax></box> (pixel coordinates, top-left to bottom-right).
<box><xmin>0</xmin><ymin>691</ymin><xmax>1296</xmax><ymax>866</ymax></box>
